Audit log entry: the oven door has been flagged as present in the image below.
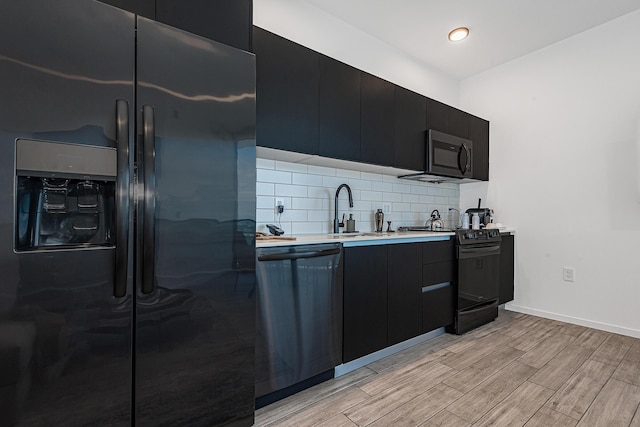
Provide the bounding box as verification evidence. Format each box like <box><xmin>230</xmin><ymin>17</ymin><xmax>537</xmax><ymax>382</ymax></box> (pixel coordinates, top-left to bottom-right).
<box><xmin>457</xmin><ymin>242</ymin><xmax>501</xmax><ymax>310</ymax></box>
<box><xmin>428</xmin><ymin>129</ymin><xmax>473</xmax><ymax>178</ymax></box>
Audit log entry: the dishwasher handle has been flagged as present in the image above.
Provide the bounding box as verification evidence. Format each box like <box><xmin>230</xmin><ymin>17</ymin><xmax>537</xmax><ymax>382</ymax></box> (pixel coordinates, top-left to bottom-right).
<box><xmin>258</xmin><ymin>247</ymin><xmax>341</xmax><ymax>262</ymax></box>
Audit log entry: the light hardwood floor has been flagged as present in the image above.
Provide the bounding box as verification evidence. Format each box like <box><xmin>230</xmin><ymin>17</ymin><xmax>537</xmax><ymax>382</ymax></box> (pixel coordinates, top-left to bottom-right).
<box><xmin>255</xmin><ymin>310</ymin><xmax>640</xmax><ymax>426</ymax></box>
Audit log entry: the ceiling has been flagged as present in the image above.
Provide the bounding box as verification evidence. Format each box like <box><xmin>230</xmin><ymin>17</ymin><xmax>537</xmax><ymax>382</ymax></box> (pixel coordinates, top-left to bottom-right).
<box><xmin>303</xmin><ymin>0</ymin><xmax>640</xmax><ymax>80</ymax></box>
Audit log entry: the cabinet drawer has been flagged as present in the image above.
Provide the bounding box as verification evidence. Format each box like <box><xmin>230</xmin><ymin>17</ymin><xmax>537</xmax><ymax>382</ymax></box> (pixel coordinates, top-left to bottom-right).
<box><xmin>422</xmin><ymin>283</ymin><xmax>454</xmax><ymax>333</ymax></box>
<box><xmin>423</xmin><ymin>261</ymin><xmax>454</xmax><ymax>286</ymax></box>
<box><xmin>422</xmin><ymin>240</ymin><xmax>454</xmax><ymax>264</ymax></box>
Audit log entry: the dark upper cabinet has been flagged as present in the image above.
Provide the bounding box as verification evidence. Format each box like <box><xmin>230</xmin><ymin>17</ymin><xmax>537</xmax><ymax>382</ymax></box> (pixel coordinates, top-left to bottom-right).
<box><xmin>387</xmin><ymin>243</ymin><xmax>422</xmax><ymax>346</ymax></box>
<box><xmin>394</xmin><ymin>87</ymin><xmax>427</xmax><ymax>171</ymax></box>
<box><xmin>469</xmin><ymin>114</ymin><xmax>490</xmax><ymax>181</ymax></box>
<box><xmin>98</xmin><ymin>0</ymin><xmax>155</xmax><ymax>18</ymax></box>
<box><xmin>253</xmin><ymin>27</ymin><xmax>319</xmax><ymax>154</ymax></box>
<box><xmin>360</xmin><ymin>72</ymin><xmax>395</xmax><ymax>166</ymax></box>
<box><xmin>98</xmin><ymin>0</ymin><xmax>252</xmax><ymax>51</ymax></box>
<box><xmin>426</xmin><ymin>98</ymin><xmax>469</xmax><ymax>139</ymax></box>
<box><xmin>343</xmin><ymin>246</ymin><xmax>388</xmax><ymax>363</ymax></box>
<box><xmin>499</xmin><ymin>234</ymin><xmax>514</xmax><ymax>304</ymax></box>
<box><xmin>319</xmin><ymin>57</ymin><xmax>361</xmax><ymax>162</ymax></box>
<box><xmin>156</xmin><ymin>0</ymin><xmax>252</xmax><ymax>51</ymax></box>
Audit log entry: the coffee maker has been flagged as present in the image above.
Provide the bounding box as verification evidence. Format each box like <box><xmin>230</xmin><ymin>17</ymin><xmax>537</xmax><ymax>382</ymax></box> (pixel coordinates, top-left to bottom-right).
<box><xmin>465</xmin><ymin>198</ymin><xmax>493</xmax><ymax>228</ymax></box>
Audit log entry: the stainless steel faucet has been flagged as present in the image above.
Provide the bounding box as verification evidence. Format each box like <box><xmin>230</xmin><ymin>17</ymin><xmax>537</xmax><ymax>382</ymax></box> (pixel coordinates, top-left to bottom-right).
<box><xmin>333</xmin><ymin>183</ymin><xmax>354</xmax><ymax>233</ymax></box>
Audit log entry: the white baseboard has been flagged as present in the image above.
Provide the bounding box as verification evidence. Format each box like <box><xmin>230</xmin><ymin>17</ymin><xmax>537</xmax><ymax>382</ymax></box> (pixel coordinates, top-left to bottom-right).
<box><xmin>505</xmin><ymin>303</ymin><xmax>640</xmax><ymax>339</ymax></box>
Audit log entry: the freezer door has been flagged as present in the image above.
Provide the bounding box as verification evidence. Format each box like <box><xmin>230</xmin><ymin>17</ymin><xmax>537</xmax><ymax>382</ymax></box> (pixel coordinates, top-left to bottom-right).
<box><xmin>135</xmin><ymin>17</ymin><xmax>256</xmax><ymax>426</ymax></box>
<box><xmin>0</xmin><ymin>1</ymin><xmax>134</xmax><ymax>425</ymax></box>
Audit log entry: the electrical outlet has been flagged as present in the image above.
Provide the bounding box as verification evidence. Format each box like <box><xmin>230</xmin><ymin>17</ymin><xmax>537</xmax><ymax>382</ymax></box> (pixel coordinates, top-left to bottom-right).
<box><xmin>275</xmin><ymin>199</ymin><xmax>284</xmax><ymax>214</ymax></box>
<box><xmin>562</xmin><ymin>267</ymin><xmax>575</xmax><ymax>282</ymax></box>
<box><xmin>382</xmin><ymin>203</ymin><xmax>391</xmax><ymax>213</ymax></box>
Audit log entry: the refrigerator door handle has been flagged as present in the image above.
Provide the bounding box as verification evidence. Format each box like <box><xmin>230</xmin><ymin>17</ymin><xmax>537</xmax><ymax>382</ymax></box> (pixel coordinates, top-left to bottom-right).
<box><xmin>115</xmin><ymin>99</ymin><xmax>130</xmax><ymax>298</ymax></box>
<box><xmin>141</xmin><ymin>105</ymin><xmax>156</xmax><ymax>294</ymax></box>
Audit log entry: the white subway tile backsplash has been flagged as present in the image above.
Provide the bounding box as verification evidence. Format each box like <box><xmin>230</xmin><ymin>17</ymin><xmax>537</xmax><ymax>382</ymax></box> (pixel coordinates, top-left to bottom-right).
<box><xmin>336</xmin><ymin>168</ymin><xmax>361</xmax><ymax>179</ymax></box>
<box><xmin>256</xmin><ymin>195</ymin><xmax>276</xmax><ymax>209</ymax></box>
<box><xmin>382</xmin><ymin>192</ymin><xmax>402</xmax><ymax>202</ymax></box>
<box><xmin>275</xmin><ymin>161</ymin><xmax>308</xmax><ymax>173</ymax></box>
<box><xmin>291</xmin><ymin>198</ymin><xmax>324</xmax><ymax>210</ymax></box>
<box><xmin>280</xmin><ymin>209</ymin><xmax>308</xmax><ymax>222</ymax></box>
<box><xmin>360</xmin><ymin>190</ymin><xmax>383</xmax><ymax>201</ymax></box>
<box><xmin>257</xmin><ymin>169</ymin><xmax>291</xmax><ymax>184</ymax></box>
<box><xmin>275</xmin><ymin>184</ymin><xmax>307</xmax><ymax>198</ymax></box>
<box><xmin>401</xmin><ymin>193</ymin><xmax>421</xmax><ymax>203</ymax></box>
<box><xmin>308</xmin><ymin>165</ymin><xmax>336</xmax><ymax>176</ymax></box>
<box><xmin>256</xmin><ymin>208</ymin><xmax>275</xmax><ymax>223</ymax></box>
<box><xmin>292</xmin><ymin>172</ymin><xmax>323</xmax><ymax>186</ymax></box>
<box><xmin>256</xmin><ymin>158</ymin><xmax>460</xmax><ymax>234</ymax></box>
<box><xmin>322</xmin><ymin>176</ymin><xmax>348</xmax><ymax>188</ymax></box>
<box><xmin>256</xmin><ymin>182</ymin><xmax>275</xmax><ymax>196</ymax></box>
<box><xmin>361</xmin><ymin>172</ymin><xmax>383</xmax><ymax>182</ymax></box>
<box><xmin>256</xmin><ymin>158</ymin><xmax>275</xmax><ymax>170</ymax></box>
<box><xmin>392</xmin><ymin>183</ymin><xmax>412</xmax><ymax>194</ymax></box>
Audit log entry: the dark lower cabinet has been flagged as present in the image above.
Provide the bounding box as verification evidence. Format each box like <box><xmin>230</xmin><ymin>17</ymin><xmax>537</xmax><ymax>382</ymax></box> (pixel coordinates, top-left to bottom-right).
<box><xmin>343</xmin><ymin>246</ymin><xmax>388</xmax><ymax>363</ymax></box>
<box><xmin>422</xmin><ymin>284</ymin><xmax>454</xmax><ymax>333</ymax></box>
<box><xmin>394</xmin><ymin>87</ymin><xmax>427</xmax><ymax>171</ymax></box>
<box><xmin>469</xmin><ymin>115</ymin><xmax>490</xmax><ymax>181</ymax></box>
<box><xmin>344</xmin><ymin>239</ymin><xmax>456</xmax><ymax>362</ymax></box>
<box><xmin>422</xmin><ymin>240</ymin><xmax>455</xmax><ymax>333</ymax></box>
<box><xmin>361</xmin><ymin>72</ymin><xmax>395</xmax><ymax>166</ymax></box>
<box><xmin>499</xmin><ymin>234</ymin><xmax>515</xmax><ymax>304</ymax></box>
<box><xmin>254</xmin><ymin>27</ymin><xmax>319</xmax><ymax>154</ymax></box>
<box><xmin>319</xmin><ymin>57</ymin><xmax>361</xmax><ymax>162</ymax></box>
<box><xmin>387</xmin><ymin>243</ymin><xmax>422</xmax><ymax>346</ymax></box>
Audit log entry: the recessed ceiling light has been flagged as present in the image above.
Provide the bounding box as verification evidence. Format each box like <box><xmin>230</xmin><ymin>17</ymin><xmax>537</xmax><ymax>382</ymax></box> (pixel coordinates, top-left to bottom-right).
<box><xmin>448</xmin><ymin>27</ymin><xmax>469</xmax><ymax>42</ymax></box>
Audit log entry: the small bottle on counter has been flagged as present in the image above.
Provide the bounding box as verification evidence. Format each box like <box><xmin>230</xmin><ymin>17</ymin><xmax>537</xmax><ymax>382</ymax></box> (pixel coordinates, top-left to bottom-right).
<box><xmin>375</xmin><ymin>209</ymin><xmax>384</xmax><ymax>232</ymax></box>
<box><xmin>462</xmin><ymin>213</ymin><xmax>470</xmax><ymax>230</ymax></box>
<box><xmin>471</xmin><ymin>213</ymin><xmax>480</xmax><ymax>230</ymax></box>
<box><xmin>346</xmin><ymin>214</ymin><xmax>356</xmax><ymax>233</ymax></box>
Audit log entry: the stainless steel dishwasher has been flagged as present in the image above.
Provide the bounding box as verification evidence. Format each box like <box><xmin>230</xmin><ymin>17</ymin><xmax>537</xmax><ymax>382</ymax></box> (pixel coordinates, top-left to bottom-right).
<box><xmin>255</xmin><ymin>243</ymin><xmax>343</xmax><ymax>408</ymax></box>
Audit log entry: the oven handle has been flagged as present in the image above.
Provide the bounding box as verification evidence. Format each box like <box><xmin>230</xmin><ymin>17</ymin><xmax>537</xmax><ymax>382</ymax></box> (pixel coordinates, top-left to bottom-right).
<box><xmin>458</xmin><ymin>244</ymin><xmax>501</xmax><ymax>259</ymax></box>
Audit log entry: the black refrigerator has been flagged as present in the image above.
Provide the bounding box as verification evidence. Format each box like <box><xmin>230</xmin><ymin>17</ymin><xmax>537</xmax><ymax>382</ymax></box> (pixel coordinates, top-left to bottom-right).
<box><xmin>0</xmin><ymin>0</ymin><xmax>256</xmax><ymax>425</ymax></box>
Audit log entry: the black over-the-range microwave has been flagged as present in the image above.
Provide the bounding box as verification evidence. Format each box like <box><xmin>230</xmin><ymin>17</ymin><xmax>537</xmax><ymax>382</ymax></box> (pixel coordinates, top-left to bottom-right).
<box><xmin>427</xmin><ymin>129</ymin><xmax>473</xmax><ymax>178</ymax></box>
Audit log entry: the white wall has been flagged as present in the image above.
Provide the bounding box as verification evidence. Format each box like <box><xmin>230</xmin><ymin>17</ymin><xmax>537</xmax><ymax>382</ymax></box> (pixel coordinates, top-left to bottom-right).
<box><xmin>253</xmin><ymin>0</ymin><xmax>460</xmax><ymax>106</ymax></box>
<box><xmin>459</xmin><ymin>10</ymin><xmax>640</xmax><ymax>337</ymax></box>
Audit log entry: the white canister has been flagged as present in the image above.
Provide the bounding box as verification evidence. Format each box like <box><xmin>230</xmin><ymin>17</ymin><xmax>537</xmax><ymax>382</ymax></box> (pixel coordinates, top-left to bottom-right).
<box><xmin>471</xmin><ymin>213</ymin><xmax>480</xmax><ymax>230</ymax></box>
<box><xmin>462</xmin><ymin>213</ymin><xmax>470</xmax><ymax>230</ymax></box>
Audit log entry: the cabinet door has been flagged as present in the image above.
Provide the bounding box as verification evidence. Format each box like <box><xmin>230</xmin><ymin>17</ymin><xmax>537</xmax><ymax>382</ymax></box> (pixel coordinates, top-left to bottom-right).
<box><xmin>426</xmin><ymin>98</ymin><xmax>469</xmax><ymax>138</ymax></box>
<box><xmin>98</xmin><ymin>0</ymin><xmax>155</xmax><ymax>18</ymax></box>
<box><xmin>360</xmin><ymin>72</ymin><xmax>394</xmax><ymax>166</ymax></box>
<box><xmin>422</xmin><ymin>284</ymin><xmax>454</xmax><ymax>333</ymax></box>
<box><xmin>469</xmin><ymin>115</ymin><xmax>490</xmax><ymax>181</ymax></box>
<box><xmin>156</xmin><ymin>0</ymin><xmax>252</xmax><ymax>51</ymax></box>
<box><xmin>343</xmin><ymin>246</ymin><xmax>388</xmax><ymax>362</ymax></box>
<box><xmin>394</xmin><ymin>87</ymin><xmax>427</xmax><ymax>171</ymax></box>
<box><xmin>387</xmin><ymin>243</ymin><xmax>422</xmax><ymax>346</ymax></box>
<box><xmin>422</xmin><ymin>239</ymin><xmax>455</xmax><ymax>264</ymax></box>
<box><xmin>254</xmin><ymin>27</ymin><xmax>319</xmax><ymax>154</ymax></box>
<box><xmin>499</xmin><ymin>234</ymin><xmax>514</xmax><ymax>304</ymax></box>
<box><xmin>319</xmin><ymin>57</ymin><xmax>361</xmax><ymax>162</ymax></box>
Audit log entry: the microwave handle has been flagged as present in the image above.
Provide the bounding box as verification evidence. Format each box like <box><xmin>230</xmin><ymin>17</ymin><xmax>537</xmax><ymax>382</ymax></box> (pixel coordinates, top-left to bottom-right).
<box><xmin>458</xmin><ymin>143</ymin><xmax>471</xmax><ymax>174</ymax></box>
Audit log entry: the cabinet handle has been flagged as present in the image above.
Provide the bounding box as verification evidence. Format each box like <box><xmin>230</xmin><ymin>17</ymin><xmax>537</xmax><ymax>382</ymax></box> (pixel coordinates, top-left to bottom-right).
<box><xmin>258</xmin><ymin>247</ymin><xmax>341</xmax><ymax>262</ymax></box>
